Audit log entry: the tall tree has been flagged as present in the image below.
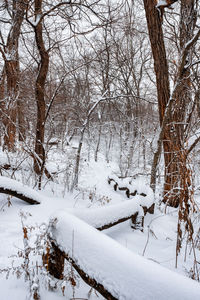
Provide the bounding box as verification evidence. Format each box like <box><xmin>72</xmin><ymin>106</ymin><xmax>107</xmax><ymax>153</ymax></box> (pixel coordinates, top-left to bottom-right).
<box><xmin>0</xmin><ymin>0</ymin><xmax>28</xmax><ymax>151</ymax></box>
<box><xmin>144</xmin><ymin>0</ymin><xmax>200</xmax><ymax>207</ymax></box>
<box><xmin>32</xmin><ymin>0</ymin><xmax>49</xmax><ymax>177</ymax></box>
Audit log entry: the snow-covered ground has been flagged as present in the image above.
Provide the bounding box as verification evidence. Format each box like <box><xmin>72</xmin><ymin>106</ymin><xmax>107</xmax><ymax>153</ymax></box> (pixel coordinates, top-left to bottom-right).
<box><xmin>0</xmin><ymin>154</ymin><xmax>200</xmax><ymax>299</ymax></box>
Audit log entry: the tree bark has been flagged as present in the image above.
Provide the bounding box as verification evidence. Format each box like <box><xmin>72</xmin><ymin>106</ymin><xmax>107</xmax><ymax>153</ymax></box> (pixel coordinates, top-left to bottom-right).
<box><xmin>163</xmin><ymin>0</ymin><xmax>197</xmax><ymax>207</ymax></box>
<box><xmin>143</xmin><ymin>0</ymin><xmax>174</xmax><ymax>204</ymax></box>
<box><xmin>144</xmin><ymin>0</ymin><xmax>198</xmax><ymax>207</ymax></box>
<box><xmin>47</xmin><ymin>240</ymin><xmax>117</xmax><ymax>299</ymax></box>
<box><xmin>2</xmin><ymin>0</ymin><xmax>28</xmax><ymax>151</ymax></box>
<box><xmin>33</xmin><ymin>0</ymin><xmax>49</xmax><ymax>178</ymax></box>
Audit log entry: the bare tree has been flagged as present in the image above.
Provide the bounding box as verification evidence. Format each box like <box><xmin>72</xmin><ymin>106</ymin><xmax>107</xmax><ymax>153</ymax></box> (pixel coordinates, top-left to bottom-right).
<box><xmin>144</xmin><ymin>0</ymin><xmax>200</xmax><ymax>207</ymax></box>
<box><xmin>0</xmin><ymin>0</ymin><xmax>28</xmax><ymax>151</ymax></box>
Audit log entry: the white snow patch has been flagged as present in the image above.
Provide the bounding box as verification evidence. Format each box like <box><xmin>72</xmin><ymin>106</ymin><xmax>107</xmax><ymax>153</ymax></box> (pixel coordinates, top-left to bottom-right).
<box><xmin>156</xmin><ymin>0</ymin><xmax>168</xmax><ymax>7</ymax></box>
<box><xmin>71</xmin><ymin>199</ymin><xmax>144</xmax><ymax>229</ymax></box>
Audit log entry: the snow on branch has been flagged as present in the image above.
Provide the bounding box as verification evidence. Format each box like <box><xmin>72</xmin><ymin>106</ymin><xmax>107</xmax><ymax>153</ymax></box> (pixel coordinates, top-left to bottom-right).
<box><xmin>0</xmin><ymin>176</ymin><xmax>42</xmax><ymax>205</ymax></box>
<box><xmin>81</xmin><ymin>90</ymin><xmax>108</xmax><ymax>131</ymax></box>
<box><xmin>179</xmin><ymin>28</ymin><xmax>200</xmax><ymax>74</ymax></box>
<box><xmin>48</xmin><ymin>211</ymin><xmax>200</xmax><ymax>300</ymax></box>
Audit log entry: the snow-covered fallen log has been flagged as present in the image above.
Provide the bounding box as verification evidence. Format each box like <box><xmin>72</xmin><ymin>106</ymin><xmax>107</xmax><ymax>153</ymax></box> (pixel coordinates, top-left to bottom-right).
<box><xmin>0</xmin><ymin>176</ymin><xmax>147</xmax><ymax>230</ymax></box>
<box><xmin>48</xmin><ymin>211</ymin><xmax>200</xmax><ymax>300</ymax></box>
<box><xmin>71</xmin><ymin>200</ymin><xmax>144</xmax><ymax>231</ymax></box>
<box><xmin>108</xmin><ymin>175</ymin><xmax>155</xmax><ymax>214</ymax></box>
<box><xmin>0</xmin><ymin>176</ymin><xmax>41</xmax><ymax>205</ymax></box>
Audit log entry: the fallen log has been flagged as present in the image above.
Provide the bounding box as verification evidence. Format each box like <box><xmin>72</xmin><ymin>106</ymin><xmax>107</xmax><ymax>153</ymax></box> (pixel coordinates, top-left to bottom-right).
<box><xmin>0</xmin><ymin>187</ymin><xmax>40</xmax><ymax>205</ymax></box>
<box><xmin>0</xmin><ymin>176</ymin><xmax>41</xmax><ymax>205</ymax></box>
<box><xmin>45</xmin><ymin>202</ymin><xmax>145</xmax><ymax>292</ymax></box>
<box><xmin>47</xmin><ymin>212</ymin><xmax>132</xmax><ymax>299</ymax></box>
<box><xmin>72</xmin><ymin>200</ymin><xmax>144</xmax><ymax>231</ymax></box>
<box><xmin>45</xmin><ymin>200</ymin><xmax>145</xmax><ymax>286</ymax></box>
<box><xmin>97</xmin><ymin>212</ymin><xmax>140</xmax><ymax>231</ymax></box>
<box><xmin>108</xmin><ymin>176</ymin><xmax>154</xmax><ymax>214</ymax></box>
<box><xmin>47</xmin><ymin>241</ymin><xmax>117</xmax><ymax>300</ymax></box>
<box><xmin>46</xmin><ymin>211</ymin><xmax>200</xmax><ymax>300</ymax></box>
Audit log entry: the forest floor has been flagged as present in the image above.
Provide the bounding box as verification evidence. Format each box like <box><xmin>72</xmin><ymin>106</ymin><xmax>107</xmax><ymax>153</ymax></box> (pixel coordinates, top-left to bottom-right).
<box><xmin>0</xmin><ymin>148</ymin><xmax>200</xmax><ymax>299</ymax></box>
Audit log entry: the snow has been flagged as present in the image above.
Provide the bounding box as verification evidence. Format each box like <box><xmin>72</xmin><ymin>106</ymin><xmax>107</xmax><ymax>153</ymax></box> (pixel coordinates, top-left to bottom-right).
<box><xmin>49</xmin><ymin>211</ymin><xmax>200</xmax><ymax>300</ymax></box>
<box><xmin>108</xmin><ymin>175</ymin><xmax>154</xmax><ymax>207</ymax></box>
<box><xmin>184</xmin><ymin>29</ymin><xmax>200</xmax><ymax>50</ymax></box>
<box><xmin>156</xmin><ymin>0</ymin><xmax>168</xmax><ymax>7</ymax></box>
<box><xmin>0</xmin><ymin>176</ymin><xmax>45</xmax><ymax>204</ymax></box>
<box><xmin>30</xmin><ymin>14</ymin><xmax>41</xmax><ymax>27</ymax></box>
<box><xmin>0</xmin><ymin>176</ymin><xmax>146</xmax><ymax>229</ymax></box>
<box><xmin>0</xmin><ymin>157</ymin><xmax>200</xmax><ymax>299</ymax></box>
<box><xmin>71</xmin><ymin>199</ymin><xmax>144</xmax><ymax>229</ymax></box>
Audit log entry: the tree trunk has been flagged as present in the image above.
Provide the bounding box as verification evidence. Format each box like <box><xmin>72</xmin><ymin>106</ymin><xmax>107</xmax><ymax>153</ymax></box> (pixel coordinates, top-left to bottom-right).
<box><xmin>0</xmin><ymin>69</ymin><xmax>5</xmax><ymax>146</ymax></box>
<box><xmin>33</xmin><ymin>0</ymin><xmax>49</xmax><ymax>178</ymax></box>
<box><xmin>144</xmin><ymin>0</ymin><xmax>197</xmax><ymax>207</ymax></box>
<box><xmin>17</xmin><ymin>96</ymin><xmax>26</xmax><ymax>142</ymax></box>
<box><xmin>163</xmin><ymin>0</ymin><xmax>196</xmax><ymax>207</ymax></box>
<box><xmin>3</xmin><ymin>60</ymin><xmax>18</xmax><ymax>151</ymax></box>
<box><xmin>143</xmin><ymin>0</ymin><xmax>175</xmax><ymax>204</ymax></box>
<box><xmin>2</xmin><ymin>0</ymin><xmax>28</xmax><ymax>151</ymax></box>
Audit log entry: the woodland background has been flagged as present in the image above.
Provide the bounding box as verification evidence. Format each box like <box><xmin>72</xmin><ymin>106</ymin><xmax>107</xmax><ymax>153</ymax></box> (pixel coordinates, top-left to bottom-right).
<box><xmin>0</xmin><ymin>0</ymin><xmax>200</xmax><ymax>299</ymax></box>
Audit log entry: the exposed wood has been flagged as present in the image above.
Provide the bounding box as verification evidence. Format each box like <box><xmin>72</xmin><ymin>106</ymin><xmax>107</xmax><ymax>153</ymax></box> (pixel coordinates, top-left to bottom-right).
<box><xmin>131</xmin><ymin>212</ymin><xmax>144</xmax><ymax>231</ymax></box>
<box><xmin>0</xmin><ymin>187</ymin><xmax>40</xmax><ymax>205</ymax></box>
<box><xmin>46</xmin><ymin>241</ymin><xmax>65</xmax><ymax>280</ymax></box>
<box><xmin>48</xmin><ymin>240</ymin><xmax>117</xmax><ymax>300</ymax></box>
<box><xmin>64</xmin><ymin>251</ymin><xmax>118</xmax><ymax>300</ymax></box>
<box><xmin>96</xmin><ymin>211</ymin><xmax>140</xmax><ymax>231</ymax></box>
<box><xmin>143</xmin><ymin>0</ymin><xmax>175</xmax><ymax>205</ymax></box>
<box><xmin>46</xmin><ymin>207</ymin><xmax>144</xmax><ymax>296</ymax></box>
<box><xmin>147</xmin><ymin>203</ymin><xmax>155</xmax><ymax>214</ymax></box>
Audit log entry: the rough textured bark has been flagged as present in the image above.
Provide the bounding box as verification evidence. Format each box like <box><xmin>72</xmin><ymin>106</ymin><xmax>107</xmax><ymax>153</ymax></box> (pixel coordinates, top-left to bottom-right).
<box><xmin>163</xmin><ymin>0</ymin><xmax>197</xmax><ymax>207</ymax></box>
<box><xmin>143</xmin><ymin>0</ymin><xmax>174</xmax><ymax>203</ymax></box>
<box><xmin>2</xmin><ymin>0</ymin><xmax>28</xmax><ymax>151</ymax></box>
<box><xmin>0</xmin><ymin>69</ymin><xmax>5</xmax><ymax>146</ymax></box>
<box><xmin>64</xmin><ymin>251</ymin><xmax>118</xmax><ymax>300</ymax></box>
<box><xmin>46</xmin><ymin>241</ymin><xmax>65</xmax><ymax>280</ymax></box>
<box><xmin>145</xmin><ymin>0</ymin><xmax>198</xmax><ymax>207</ymax></box>
<box><xmin>47</xmin><ymin>240</ymin><xmax>117</xmax><ymax>299</ymax></box>
<box><xmin>17</xmin><ymin>96</ymin><xmax>26</xmax><ymax>142</ymax></box>
<box><xmin>33</xmin><ymin>0</ymin><xmax>49</xmax><ymax>177</ymax></box>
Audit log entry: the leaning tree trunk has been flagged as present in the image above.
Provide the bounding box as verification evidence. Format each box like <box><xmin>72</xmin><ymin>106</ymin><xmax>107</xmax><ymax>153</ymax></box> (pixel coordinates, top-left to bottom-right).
<box><xmin>143</xmin><ymin>0</ymin><xmax>174</xmax><ymax>205</ymax></box>
<box><xmin>2</xmin><ymin>0</ymin><xmax>28</xmax><ymax>151</ymax></box>
<box><xmin>33</xmin><ymin>0</ymin><xmax>49</xmax><ymax>179</ymax></box>
<box><xmin>163</xmin><ymin>0</ymin><xmax>197</xmax><ymax>207</ymax></box>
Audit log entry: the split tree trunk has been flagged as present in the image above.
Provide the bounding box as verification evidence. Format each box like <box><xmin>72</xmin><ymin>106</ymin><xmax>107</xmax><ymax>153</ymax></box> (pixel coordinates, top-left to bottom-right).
<box><xmin>144</xmin><ymin>0</ymin><xmax>197</xmax><ymax>207</ymax></box>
